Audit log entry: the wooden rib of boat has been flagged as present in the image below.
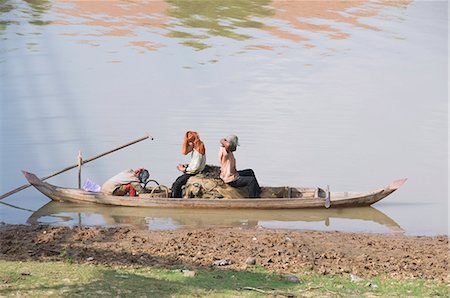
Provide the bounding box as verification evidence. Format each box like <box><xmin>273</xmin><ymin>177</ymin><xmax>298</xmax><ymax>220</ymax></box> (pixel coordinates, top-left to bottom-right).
<box><xmin>23</xmin><ymin>171</ymin><xmax>407</xmax><ymax>209</ymax></box>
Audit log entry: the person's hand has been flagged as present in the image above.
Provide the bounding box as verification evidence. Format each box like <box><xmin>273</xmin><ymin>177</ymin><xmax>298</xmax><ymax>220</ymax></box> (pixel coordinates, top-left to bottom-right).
<box><xmin>220</xmin><ymin>138</ymin><xmax>231</xmax><ymax>151</ymax></box>
<box><xmin>177</xmin><ymin>164</ymin><xmax>186</xmax><ymax>172</ymax></box>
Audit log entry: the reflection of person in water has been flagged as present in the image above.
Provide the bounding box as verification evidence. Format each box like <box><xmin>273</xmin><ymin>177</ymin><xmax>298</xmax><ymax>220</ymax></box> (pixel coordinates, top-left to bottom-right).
<box><xmin>101</xmin><ymin>168</ymin><xmax>149</xmax><ymax>197</ymax></box>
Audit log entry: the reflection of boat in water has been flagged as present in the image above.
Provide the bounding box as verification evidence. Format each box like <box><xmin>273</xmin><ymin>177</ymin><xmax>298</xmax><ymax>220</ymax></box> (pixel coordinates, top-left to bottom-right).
<box><xmin>27</xmin><ymin>201</ymin><xmax>404</xmax><ymax>233</ymax></box>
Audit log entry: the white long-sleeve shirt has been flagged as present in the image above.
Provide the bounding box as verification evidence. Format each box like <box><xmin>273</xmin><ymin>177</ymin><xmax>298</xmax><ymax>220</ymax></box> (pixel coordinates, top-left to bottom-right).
<box><xmin>101</xmin><ymin>169</ymin><xmax>143</xmax><ymax>194</ymax></box>
<box><xmin>185</xmin><ymin>149</ymin><xmax>206</xmax><ymax>174</ymax></box>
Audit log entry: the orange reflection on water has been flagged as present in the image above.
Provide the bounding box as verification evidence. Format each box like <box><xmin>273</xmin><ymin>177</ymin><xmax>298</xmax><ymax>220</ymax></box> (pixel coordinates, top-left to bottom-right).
<box><xmin>265</xmin><ymin>0</ymin><xmax>409</xmax><ymax>45</ymax></box>
<box><xmin>54</xmin><ymin>0</ymin><xmax>169</xmax><ymax>37</ymax></box>
<box><xmin>130</xmin><ymin>40</ymin><xmax>165</xmax><ymax>51</ymax></box>
<box><xmin>51</xmin><ymin>0</ymin><xmax>410</xmax><ymax>52</ymax></box>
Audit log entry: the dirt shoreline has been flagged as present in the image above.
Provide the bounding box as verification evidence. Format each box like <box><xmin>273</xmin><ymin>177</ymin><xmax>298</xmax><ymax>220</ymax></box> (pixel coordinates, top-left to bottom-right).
<box><xmin>0</xmin><ymin>224</ymin><xmax>448</xmax><ymax>282</ymax></box>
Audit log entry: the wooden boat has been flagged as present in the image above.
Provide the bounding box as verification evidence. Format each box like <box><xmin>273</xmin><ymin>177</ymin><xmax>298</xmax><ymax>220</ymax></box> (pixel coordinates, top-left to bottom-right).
<box><xmin>23</xmin><ymin>171</ymin><xmax>407</xmax><ymax>209</ymax></box>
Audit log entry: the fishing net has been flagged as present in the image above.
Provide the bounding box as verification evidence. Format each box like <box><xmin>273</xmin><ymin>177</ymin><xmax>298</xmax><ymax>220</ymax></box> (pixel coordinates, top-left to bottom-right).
<box><xmin>183</xmin><ymin>165</ymin><xmax>248</xmax><ymax>199</ymax></box>
<box><xmin>183</xmin><ymin>165</ymin><xmax>291</xmax><ymax>199</ymax></box>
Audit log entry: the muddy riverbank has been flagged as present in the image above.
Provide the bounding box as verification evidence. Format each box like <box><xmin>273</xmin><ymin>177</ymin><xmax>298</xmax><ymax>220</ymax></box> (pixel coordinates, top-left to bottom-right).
<box><xmin>0</xmin><ymin>224</ymin><xmax>448</xmax><ymax>282</ymax></box>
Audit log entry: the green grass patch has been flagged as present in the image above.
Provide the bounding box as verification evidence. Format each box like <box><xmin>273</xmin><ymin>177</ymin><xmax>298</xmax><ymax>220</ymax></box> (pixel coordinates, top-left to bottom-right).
<box><xmin>0</xmin><ymin>260</ymin><xmax>447</xmax><ymax>297</ymax></box>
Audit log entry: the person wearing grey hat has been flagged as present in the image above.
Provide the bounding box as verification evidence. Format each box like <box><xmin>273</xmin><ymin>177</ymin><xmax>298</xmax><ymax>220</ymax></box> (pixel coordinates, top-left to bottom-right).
<box><xmin>219</xmin><ymin>135</ymin><xmax>261</xmax><ymax>198</ymax></box>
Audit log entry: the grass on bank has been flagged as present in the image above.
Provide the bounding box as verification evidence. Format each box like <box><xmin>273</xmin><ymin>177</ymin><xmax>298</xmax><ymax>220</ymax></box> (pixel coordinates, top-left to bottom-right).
<box><xmin>0</xmin><ymin>260</ymin><xmax>448</xmax><ymax>297</ymax></box>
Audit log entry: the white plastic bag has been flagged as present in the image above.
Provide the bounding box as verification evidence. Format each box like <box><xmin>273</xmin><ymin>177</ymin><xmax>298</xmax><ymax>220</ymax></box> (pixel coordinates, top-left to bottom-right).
<box><xmin>82</xmin><ymin>179</ymin><xmax>101</xmax><ymax>192</ymax></box>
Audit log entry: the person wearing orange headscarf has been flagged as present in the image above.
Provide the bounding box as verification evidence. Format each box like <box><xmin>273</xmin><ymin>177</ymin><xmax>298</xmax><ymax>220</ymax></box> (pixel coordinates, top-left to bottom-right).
<box><xmin>171</xmin><ymin>131</ymin><xmax>206</xmax><ymax>198</ymax></box>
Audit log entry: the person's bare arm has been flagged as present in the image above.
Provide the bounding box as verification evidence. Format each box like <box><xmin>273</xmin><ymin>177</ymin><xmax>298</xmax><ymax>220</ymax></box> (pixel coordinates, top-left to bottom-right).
<box><xmin>131</xmin><ymin>181</ymin><xmax>144</xmax><ymax>193</ymax></box>
<box><xmin>182</xmin><ymin>132</ymin><xmax>194</xmax><ymax>155</ymax></box>
<box><xmin>220</xmin><ymin>138</ymin><xmax>231</xmax><ymax>152</ymax></box>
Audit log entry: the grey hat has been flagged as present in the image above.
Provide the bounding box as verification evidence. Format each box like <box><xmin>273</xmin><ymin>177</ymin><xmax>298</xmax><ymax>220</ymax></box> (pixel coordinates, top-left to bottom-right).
<box><xmin>226</xmin><ymin>135</ymin><xmax>239</xmax><ymax>152</ymax></box>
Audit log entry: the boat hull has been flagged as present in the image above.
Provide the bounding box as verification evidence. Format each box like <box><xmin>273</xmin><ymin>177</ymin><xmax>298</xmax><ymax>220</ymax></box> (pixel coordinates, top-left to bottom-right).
<box><xmin>22</xmin><ymin>171</ymin><xmax>406</xmax><ymax>209</ymax></box>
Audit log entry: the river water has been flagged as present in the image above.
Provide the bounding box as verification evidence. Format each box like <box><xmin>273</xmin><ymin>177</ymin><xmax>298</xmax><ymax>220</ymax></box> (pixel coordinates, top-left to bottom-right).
<box><xmin>0</xmin><ymin>0</ymin><xmax>447</xmax><ymax>236</ymax></box>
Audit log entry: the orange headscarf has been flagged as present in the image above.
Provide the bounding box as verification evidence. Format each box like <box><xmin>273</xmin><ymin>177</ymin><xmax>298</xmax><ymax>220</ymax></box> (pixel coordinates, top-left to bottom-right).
<box><xmin>182</xmin><ymin>131</ymin><xmax>206</xmax><ymax>155</ymax></box>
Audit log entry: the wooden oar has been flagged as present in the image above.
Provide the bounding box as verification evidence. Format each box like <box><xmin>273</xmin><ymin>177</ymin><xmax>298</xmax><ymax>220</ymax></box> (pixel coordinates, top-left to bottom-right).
<box><xmin>0</xmin><ymin>133</ymin><xmax>152</xmax><ymax>200</ymax></box>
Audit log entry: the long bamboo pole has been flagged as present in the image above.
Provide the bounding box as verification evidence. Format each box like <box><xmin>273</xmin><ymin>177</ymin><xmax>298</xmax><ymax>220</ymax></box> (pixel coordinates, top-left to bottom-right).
<box><xmin>0</xmin><ymin>133</ymin><xmax>152</xmax><ymax>200</ymax></box>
